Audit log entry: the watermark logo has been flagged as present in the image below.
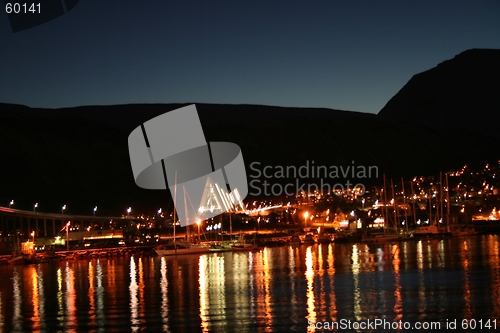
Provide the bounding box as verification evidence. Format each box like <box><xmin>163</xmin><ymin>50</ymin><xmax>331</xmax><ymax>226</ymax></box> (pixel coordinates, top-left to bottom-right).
<box><xmin>249</xmin><ymin>160</ymin><xmax>378</xmax><ymax>197</ymax></box>
<box><xmin>128</xmin><ymin>104</ymin><xmax>248</xmax><ymax>227</ymax></box>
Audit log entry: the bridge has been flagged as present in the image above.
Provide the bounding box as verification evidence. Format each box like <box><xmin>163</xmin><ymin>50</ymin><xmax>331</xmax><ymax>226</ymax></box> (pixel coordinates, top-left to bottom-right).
<box><xmin>0</xmin><ymin>206</ymin><xmax>140</xmax><ymax>253</ymax></box>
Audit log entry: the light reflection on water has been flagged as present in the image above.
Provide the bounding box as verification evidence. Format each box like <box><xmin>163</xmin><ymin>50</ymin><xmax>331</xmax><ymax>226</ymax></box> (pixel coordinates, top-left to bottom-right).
<box><xmin>392</xmin><ymin>243</ymin><xmax>402</xmax><ymax>322</ymax></box>
<box><xmin>65</xmin><ymin>262</ymin><xmax>77</xmax><ymax>332</ymax></box>
<box><xmin>327</xmin><ymin>243</ymin><xmax>337</xmax><ymax>323</ymax></box>
<box><xmin>12</xmin><ymin>269</ymin><xmax>21</xmax><ymax>332</ymax></box>
<box><xmin>96</xmin><ymin>259</ymin><xmax>105</xmax><ymax>331</ymax></box>
<box><xmin>305</xmin><ymin>247</ymin><xmax>316</xmax><ymax>332</ymax></box>
<box><xmin>232</xmin><ymin>252</ymin><xmax>250</xmax><ymax>333</ymax></box>
<box><xmin>129</xmin><ymin>256</ymin><xmax>139</xmax><ymax>332</ymax></box>
<box><xmin>351</xmin><ymin>244</ymin><xmax>361</xmax><ymax>322</ymax></box>
<box><xmin>1</xmin><ymin>235</ymin><xmax>499</xmax><ymax>332</ymax></box>
<box><xmin>260</xmin><ymin>247</ymin><xmax>272</xmax><ymax>331</ymax></box>
<box><xmin>461</xmin><ymin>239</ymin><xmax>472</xmax><ymax>319</ymax></box>
<box><xmin>56</xmin><ymin>266</ymin><xmax>63</xmax><ymax>330</ymax></box>
<box><xmin>0</xmin><ymin>289</ymin><xmax>2</xmax><ymax>333</ymax></box>
<box><xmin>88</xmin><ymin>261</ymin><xmax>95</xmax><ymax>328</ymax></box>
<box><xmin>88</xmin><ymin>260</ymin><xmax>105</xmax><ymax>332</ymax></box>
<box><xmin>161</xmin><ymin>257</ymin><xmax>169</xmax><ymax>332</ymax></box>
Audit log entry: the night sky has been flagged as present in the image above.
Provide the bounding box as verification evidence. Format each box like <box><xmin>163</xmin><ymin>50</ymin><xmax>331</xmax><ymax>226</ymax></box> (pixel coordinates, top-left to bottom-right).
<box><xmin>1</xmin><ymin>1</ymin><xmax>499</xmax><ymax>113</ymax></box>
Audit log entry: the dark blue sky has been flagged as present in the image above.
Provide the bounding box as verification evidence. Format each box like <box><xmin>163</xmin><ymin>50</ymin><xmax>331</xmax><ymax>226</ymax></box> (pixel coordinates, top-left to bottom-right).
<box><xmin>1</xmin><ymin>0</ymin><xmax>499</xmax><ymax>113</ymax></box>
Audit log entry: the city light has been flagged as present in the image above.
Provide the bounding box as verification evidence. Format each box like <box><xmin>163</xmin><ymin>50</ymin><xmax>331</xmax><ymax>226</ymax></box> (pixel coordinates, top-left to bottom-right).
<box><xmin>65</xmin><ymin>221</ymin><xmax>70</xmax><ymax>251</ymax></box>
<box><xmin>196</xmin><ymin>219</ymin><xmax>201</xmax><ymax>240</ymax></box>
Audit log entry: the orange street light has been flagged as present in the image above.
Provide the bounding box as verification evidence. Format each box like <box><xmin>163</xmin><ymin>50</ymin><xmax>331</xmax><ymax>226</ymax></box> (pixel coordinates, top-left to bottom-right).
<box><xmin>66</xmin><ymin>221</ymin><xmax>70</xmax><ymax>251</ymax></box>
<box><xmin>196</xmin><ymin>219</ymin><xmax>201</xmax><ymax>241</ymax></box>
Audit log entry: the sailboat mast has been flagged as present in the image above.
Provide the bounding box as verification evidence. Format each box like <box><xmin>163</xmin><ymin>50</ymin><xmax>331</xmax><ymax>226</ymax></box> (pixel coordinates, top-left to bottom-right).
<box><xmin>220</xmin><ymin>214</ymin><xmax>223</xmax><ymax>240</ymax></box>
<box><xmin>411</xmin><ymin>179</ymin><xmax>417</xmax><ymax>227</ymax></box>
<box><xmin>391</xmin><ymin>179</ymin><xmax>398</xmax><ymax>232</ymax></box>
<box><xmin>429</xmin><ymin>188</ymin><xmax>433</xmax><ymax>226</ymax></box>
<box><xmin>446</xmin><ymin>173</ymin><xmax>451</xmax><ymax>227</ymax></box>
<box><xmin>173</xmin><ymin>170</ymin><xmax>177</xmax><ymax>252</ymax></box>
<box><xmin>440</xmin><ymin>172</ymin><xmax>444</xmax><ymax>229</ymax></box>
<box><xmin>401</xmin><ymin>177</ymin><xmax>408</xmax><ymax>233</ymax></box>
<box><xmin>184</xmin><ymin>186</ymin><xmax>189</xmax><ymax>242</ymax></box>
<box><xmin>383</xmin><ymin>174</ymin><xmax>389</xmax><ymax>235</ymax></box>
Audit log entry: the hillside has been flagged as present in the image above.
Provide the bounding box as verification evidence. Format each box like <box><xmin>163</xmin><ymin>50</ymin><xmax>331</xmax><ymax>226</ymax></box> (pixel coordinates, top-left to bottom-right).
<box><xmin>379</xmin><ymin>48</ymin><xmax>500</xmax><ymax>139</ymax></box>
<box><xmin>1</xmin><ymin>101</ymin><xmax>499</xmax><ymax>215</ymax></box>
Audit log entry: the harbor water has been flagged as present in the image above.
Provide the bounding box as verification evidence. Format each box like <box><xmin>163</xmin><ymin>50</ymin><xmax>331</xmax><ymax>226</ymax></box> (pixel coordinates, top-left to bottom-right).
<box><xmin>0</xmin><ymin>235</ymin><xmax>499</xmax><ymax>332</ymax></box>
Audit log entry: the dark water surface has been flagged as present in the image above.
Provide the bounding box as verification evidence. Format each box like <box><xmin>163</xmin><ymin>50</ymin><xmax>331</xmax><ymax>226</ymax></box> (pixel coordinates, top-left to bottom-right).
<box><xmin>1</xmin><ymin>235</ymin><xmax>499</xmax><ymax>332</ymax></box>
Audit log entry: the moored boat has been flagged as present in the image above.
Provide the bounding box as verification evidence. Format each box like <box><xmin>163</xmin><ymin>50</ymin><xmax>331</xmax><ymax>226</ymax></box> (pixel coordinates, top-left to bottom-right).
<box><xmin>9</xmin><ymin>253</ymin><xmax>38</xmax><ymax>265</ymax></box>
<box><xmin>412</xmin><ymin>225</ymin><xmax>451</xmax><ymax>238</ymax></box>
<box><xmin>451</xmin><ymin>227</ymin><xmax>477</xmax><ymax>237</ymax></box>
<box><xmin>155</xmin><ymin>242</ymin><xmax>210</xmax><ymax>256</ymax></box>
<box><xmin>362</xmin><ymin>234</ymin><xmax>402</xmax><ymax>243</ymax></box>
<box><xmin>209</xmin><ymin>241</ymin><xmax>234</xmax><ymax>252</ymax></box>
<box><xmin>317</xmin><ymin>232</ymin><xmax>334</xmax><ymax>244</ymax></box>
<box><xmin>9</xmin><ymin>237</ymin><xmax>38</xmax><ymax>265</ymax></box>
<box><xmin>303</xmin><ymin>232</ymin><xmax>316</xmax><ymax>244</ymax></box>
<box><xmin>231</xmin><ymin>237</ymin><xmax>261</xmax><ymax>251</ymax></box>
<box><xmin>290</xmin><ymin>234</ymin><xmax>303</xmax><ymax>246</ymax></box>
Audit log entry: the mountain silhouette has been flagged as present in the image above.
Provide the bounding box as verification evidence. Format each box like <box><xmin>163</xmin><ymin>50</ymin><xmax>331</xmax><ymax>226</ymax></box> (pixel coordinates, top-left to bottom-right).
<box><xmin>1</xmin><ymin>49</ymin><xmax>500</xmax><ymax>213</ymax></box>
<box><xmin>379</xmin><ymin>48</ymin><xmax>500</xmax><ymax>139</ymax></box>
